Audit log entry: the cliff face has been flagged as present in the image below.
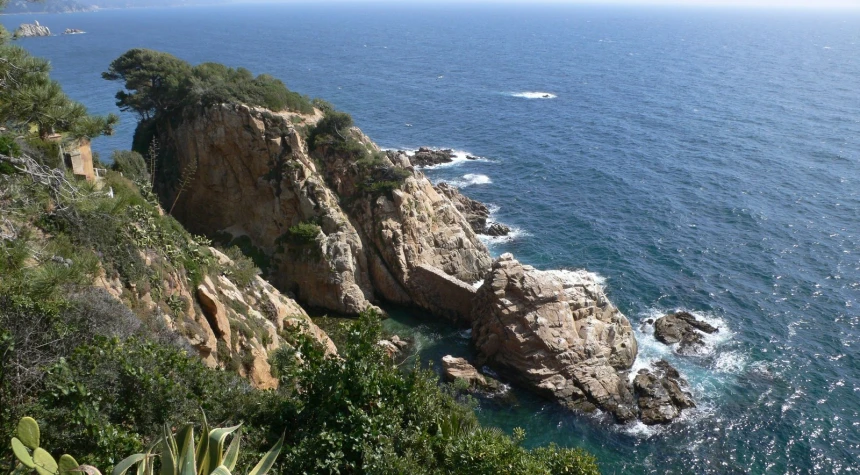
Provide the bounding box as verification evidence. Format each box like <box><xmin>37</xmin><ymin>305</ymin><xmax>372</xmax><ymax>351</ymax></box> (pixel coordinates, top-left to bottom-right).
<box><xmin>95</xmin><ymin>246</ymin><xmax>335</xmax><ymax>389</ymax></box>
<box><xmin>154</xmin><ymin>104</ymin><xmax>491</xmax><ymax>318</ymax></box>
<box><xmin>156</xmin><ymin>104</ymin><xmax>376</xmax><ymax>315</ymax></box>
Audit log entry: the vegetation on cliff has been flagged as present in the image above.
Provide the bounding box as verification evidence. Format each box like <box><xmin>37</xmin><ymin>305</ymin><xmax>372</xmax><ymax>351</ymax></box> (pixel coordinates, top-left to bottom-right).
<box><xmin>103</xmin><ymin>49</ymin><xmax>313</xmax><ymax>121</ymax></box>
<box><xmin>1</xmin><ymin>41</ymin><xmax>601</xmax><ymax>474</ymax></box>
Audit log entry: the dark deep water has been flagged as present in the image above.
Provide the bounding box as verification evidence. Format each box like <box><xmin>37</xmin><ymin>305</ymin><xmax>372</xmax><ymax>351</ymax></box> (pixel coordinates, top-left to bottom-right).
<box><xmin>4</xmin><ymin>4</ymin><xmax>859</xmax><ymax>472</ymax></box>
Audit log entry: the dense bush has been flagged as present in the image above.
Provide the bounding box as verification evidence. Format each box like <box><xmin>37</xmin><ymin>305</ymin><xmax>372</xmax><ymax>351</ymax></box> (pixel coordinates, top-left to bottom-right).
<box><xmin>270</xmin><ymin>310</ymin><xmax>600</xmax><ymax>474</ymax></box>
<box><xmin>284</xmin><ymin>222</ymin><xmax>321</xmax><ymax>247</ymax></box>
<box><xmin>110</xmin><ymin>150</ymin><xmax>149</xmax><ymax>183</ymax></box>
<box><xmin>103</xmin><ymin>49</ymin><xmax>314</xmax><ymax>119</ymax></box>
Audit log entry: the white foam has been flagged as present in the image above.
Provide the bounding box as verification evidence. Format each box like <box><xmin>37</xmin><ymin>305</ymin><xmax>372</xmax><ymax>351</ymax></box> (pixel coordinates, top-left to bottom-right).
<box><xmin>713</xmin><ymin>350</ymin><xmax>748</xmax><ymax>374</ymax></box>
<box><xmin>442</xmin><ymin>173</ymin><xmax>492</xmax><ymax>187</ymax></box>
<box><xmin>478</xmin><ymin>226</ymin><xmax>529</xmax><ymax>245</ymax></box>
<box><xmin>510</xmin><ymin>91</ymin><xmax>557</xmax><ymax>99</ymax></box>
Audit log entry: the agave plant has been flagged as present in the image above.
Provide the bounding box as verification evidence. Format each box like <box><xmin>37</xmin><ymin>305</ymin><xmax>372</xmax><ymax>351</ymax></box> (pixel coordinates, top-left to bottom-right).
<box><xmin>10</xmin><ymin>417</ymin><xmax>101</xmax><ymax>475</ymax></box>
<box><xmin>113</xmin><ymin>414</ymin><xmax>283</xmax><ymax>475</ymax></box>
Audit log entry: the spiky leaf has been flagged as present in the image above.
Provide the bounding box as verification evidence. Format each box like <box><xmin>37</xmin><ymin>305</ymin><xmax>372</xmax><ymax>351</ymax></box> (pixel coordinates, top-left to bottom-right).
<box><xmin>112</xmin><ymin>454</ymin><xmax>145</xmax><ymax>475</ymax></box>
<box><xmin>209</xmin><ymin>467</ymin><xmax>231</xmax><ymax>475</ymax></box>
<box><xmin>33</xmin><ymin>447</ymin><xmax>59</xmax><ymax>475</ymax></box>
<box><xmin>247</xmin><ymin>434</ymin><xmax>283</xmax><ymax>475</ymax></box>
<box><xmin>222</xmin><ymin>431</ymin><xmax>241</xmax><ymax>472</ymax></box>
<box><xmin>195</xmin><ymin>415</ymin><xmax>210</xmax><ymax>475</ymax></box>
<box><xmin>178</xmin><ymin>427</ymin><xmax>196</xmax><ymax>475</ymax></box>
<box><xmin>58</xmin><ymin>455</ymin><xmax>79</xmax><ymax>475</ymax></box>
<box><xmin>206</xmin><ymin>424</ymin><xmax>241</xmax><ymax>471</ymax></box>
<box><xmin>11</xmin><ymin>437</ymin><xmax>36</xmax><ymax>468</ymax></box>
<box><xmin>17</xmin><ymin>417</ymin><xmax>40</xmax><ymax>450</ymax></box>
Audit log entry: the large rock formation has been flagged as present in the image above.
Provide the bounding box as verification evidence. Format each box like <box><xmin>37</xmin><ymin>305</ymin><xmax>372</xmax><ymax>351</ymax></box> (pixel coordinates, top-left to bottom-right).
<box><xmin>471</xmin><ymin>253</ymin><xmax>639</xmax><ymax>421</ymax></box>
<box><xmin>14</xmin><ymin>21</ymin><xmax>50</xmax><ymax>38</ymax></box>
<box><xmin>154</xmin><ymin>104</ymin><xmax>491</xmax><ymax>317</ymax></box>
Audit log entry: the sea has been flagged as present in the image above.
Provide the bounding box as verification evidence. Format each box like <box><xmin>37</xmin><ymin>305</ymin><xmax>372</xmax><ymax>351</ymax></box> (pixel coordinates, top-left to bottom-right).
<box><xmin>4</xmin><ymin>3</ymin><xmax>858</xmax><ymax>473</ymax></box>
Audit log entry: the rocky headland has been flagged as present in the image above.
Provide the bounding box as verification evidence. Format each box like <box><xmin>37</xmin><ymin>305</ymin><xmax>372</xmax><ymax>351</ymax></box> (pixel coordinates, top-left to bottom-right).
<box><xmin>13</xmin><ymin>21</ymin><xmax>50</xmax><ymax>38</ymax></box>
<box><xmin>142</xmin><ymin>102</ymin><xmax>695</xmax><ymax>424</ymax></box>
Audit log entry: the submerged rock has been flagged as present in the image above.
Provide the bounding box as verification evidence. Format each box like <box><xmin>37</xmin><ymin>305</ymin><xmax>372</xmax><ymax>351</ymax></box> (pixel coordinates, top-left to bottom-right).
<box><xmin>654</xmin><ymin>311</ymin><xmax>718</xmax><ymax>354</ymax></box>
<box><xmin>634</xmin><ymin>360</ymin><xmax>695</xmax><ymax>425</ymax></box>
<box><xmin>14</xmin><ymin>21</ymin><xmax>50</xmax><ymax>38</ymax></box>
<box><xmin>471</xmin><ymin>253</ymin><xmax>639</xmax><ymax>422</ymax></box>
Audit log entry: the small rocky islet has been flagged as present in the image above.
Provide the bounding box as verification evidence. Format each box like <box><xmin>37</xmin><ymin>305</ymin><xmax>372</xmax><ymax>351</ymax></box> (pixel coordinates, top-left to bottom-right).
<box><xmin>13</xmin><ymin>21</ymin><xmax>51</xmax><ymax>38</ymax></box>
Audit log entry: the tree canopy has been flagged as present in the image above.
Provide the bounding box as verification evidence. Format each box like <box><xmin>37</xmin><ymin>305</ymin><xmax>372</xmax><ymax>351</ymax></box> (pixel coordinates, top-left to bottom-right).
<box><xmin>103</xmin><ymin>49</ymin><xmax>314</xmax><ymax>119</ymax></box>
<box><xmin>0</xmin><ymin>29</ymin><xmax>117</xmax><ymax>140</ymax></box>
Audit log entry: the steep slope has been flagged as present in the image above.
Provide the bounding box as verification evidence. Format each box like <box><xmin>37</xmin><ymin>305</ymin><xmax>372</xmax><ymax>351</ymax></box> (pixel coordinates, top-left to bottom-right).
<box><xmin>150</xmin><ymin>104</ymin><xmax>491</xmax><ymax>318</ymax></box>
<box><xmin>0</xmin><ymin>156</ymin><xmax>334</xmax><ymax>389</ymax></box>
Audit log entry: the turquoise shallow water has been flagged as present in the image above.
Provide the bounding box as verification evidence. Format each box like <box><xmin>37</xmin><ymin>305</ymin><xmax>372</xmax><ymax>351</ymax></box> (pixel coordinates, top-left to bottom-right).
<box><xmin>4</xmin><ymin>4</ymin><xmax>859</xmax><ymax>472</ymax></box>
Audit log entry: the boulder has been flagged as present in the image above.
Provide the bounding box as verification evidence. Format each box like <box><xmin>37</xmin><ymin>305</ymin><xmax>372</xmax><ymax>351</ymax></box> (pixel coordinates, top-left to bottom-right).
<box><xmin>634</xmin><ymin>360</ymin><xmax>695</xmax><ymax>425</ymax></box>
<box><xmin>654</xmin><ymin>311</ymin><xmax>718</xmax><ymax>354</ymax></box>
<box><xmin>441</xmin><ymin>355</ymin><xmax>503</xmax><ymax>393</ymax></box>
<box><xmin>471</xmin><ymin>253</ymin><xmax>639</xmax><ymax>422</ymax></box>
<box><xmin>196</xmin><ymin>276</ymin><xmax>232</xmax><ymax>348</ymax></box>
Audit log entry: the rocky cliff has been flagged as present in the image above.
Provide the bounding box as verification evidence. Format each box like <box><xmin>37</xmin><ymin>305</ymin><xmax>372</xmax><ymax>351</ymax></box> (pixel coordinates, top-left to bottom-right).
<box><xmin>151</xmin><ymin>104</ymin><xmax>491</xmax><ymax>318</ymax></box>
<box><xmin>142</xmin><ymin>101</ymin><xmax>692</xmax><ymax>424</ymax></box>
<box><xmin>96</xmin><ymin>245</ymin><xmax>335</xmax><ymax>389</ymax></box>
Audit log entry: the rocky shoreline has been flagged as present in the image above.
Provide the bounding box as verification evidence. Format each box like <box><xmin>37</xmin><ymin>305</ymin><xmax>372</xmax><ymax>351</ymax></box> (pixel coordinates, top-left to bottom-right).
<box><xmin>146</xmin><ymin>103</ymin><xmax>696</xmax><ymax>425</ymax></box>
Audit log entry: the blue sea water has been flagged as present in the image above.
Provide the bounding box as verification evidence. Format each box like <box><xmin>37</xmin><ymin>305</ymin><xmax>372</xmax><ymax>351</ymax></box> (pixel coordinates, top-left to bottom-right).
<box><xmin>4</xmin><ymin>3</ymin><xmax>859</xmax><ymax>473</ymax></box>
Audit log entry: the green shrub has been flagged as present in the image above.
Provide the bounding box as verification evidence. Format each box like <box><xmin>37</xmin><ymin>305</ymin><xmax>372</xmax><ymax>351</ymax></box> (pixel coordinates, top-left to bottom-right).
<box><xmin>110</xmin><ymin>150</ymin><xmax>148</xmax><ymax>183</ymax></box>
<box><xmin>0</xmin><ymin>134</ymin><xmax>21</xmax><ymax>157</ymax></box>
<box><xmin>283</xmin><ymin>222</ymin><xmax>320</xmax><ymax>247</ymax></box>
<box><xmin>222</xmin><ymin>246</ymin><xmax>261</xmax><ymax>289</ymax></box>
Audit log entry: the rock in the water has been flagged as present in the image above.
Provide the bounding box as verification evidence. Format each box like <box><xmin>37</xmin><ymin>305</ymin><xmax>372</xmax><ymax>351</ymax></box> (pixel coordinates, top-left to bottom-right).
<box><xmin>471</xmin><ymin>253</ymin><xmax>639</xmax><ymax>422</ymax></box>
<box><xmin>441</xmin><ymin>355</ymin><xmax>503</xmax><ymax>394</ymax></box>
<box><xmin>409</xmin><ymin>147</ymin><xmax>455</xmax><ymax>167</ymax></box>
<box><xmin>434</xmin><ymin>183</ymin><xmax>510</xmax><ymax>237</ymax></box>
<box><xmin>654</xmin><ymin>311</ymin><xmax>718</xmax><ymax>354</ymax></box>
<box><xmin>63</xmin><ymin>28</ymin><xmax>85</xmax><ymax>35</ymax></box>
<box><xmin>434</xmin><ymin>182</ymin><xmax>489</xmax><ymax>233</ymax></box>
<box><xmin>484</xmin><ymin>222</ymin><xmax>510</xmax><ymax>237</ymax></box>
<box><xmin>14</xmin><ymin>21</ymin><xmax>50</xmax><ymax>38</ymax></box>
<box><xmin>634</xmin><ymin>360</ymin><xmax>695</xmax><ymax>425</ymax></box>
